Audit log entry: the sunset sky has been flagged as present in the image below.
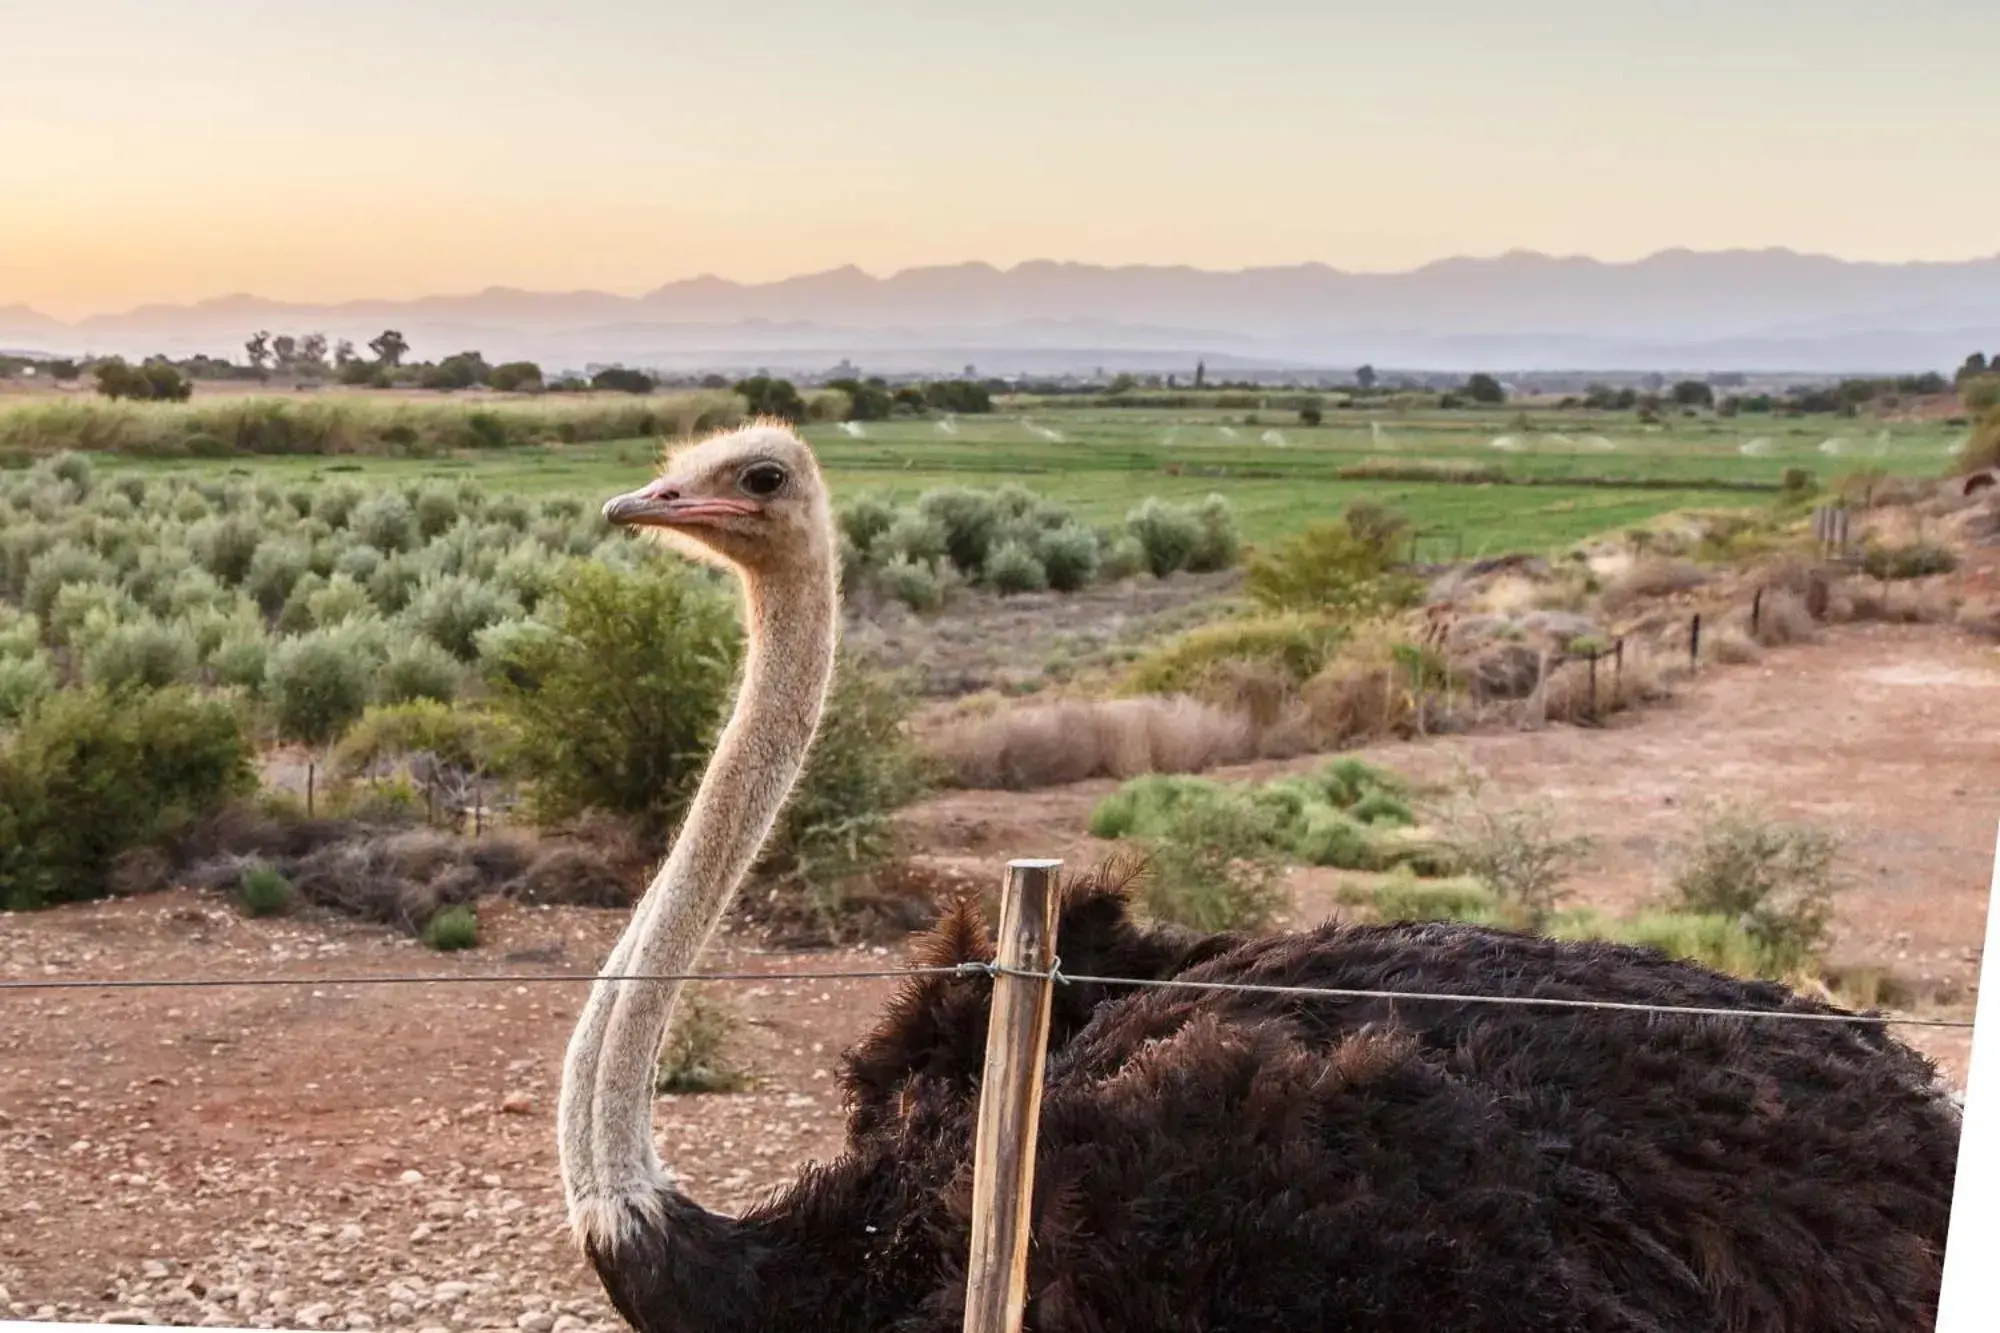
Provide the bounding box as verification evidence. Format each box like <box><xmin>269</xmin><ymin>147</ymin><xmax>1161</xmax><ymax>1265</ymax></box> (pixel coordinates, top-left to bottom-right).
<box><xmin>3</xmin><ymin>0</ymin><xmax>1994</xmax><ymax>321</ymax></box>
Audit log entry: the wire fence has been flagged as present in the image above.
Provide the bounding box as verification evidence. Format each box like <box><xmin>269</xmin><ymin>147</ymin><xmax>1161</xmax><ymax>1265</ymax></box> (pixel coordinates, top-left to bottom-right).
<box><xmin>0</xmin><ymin>961</ymin><xmax>1976</xmax><ymax>1028</ymax></box>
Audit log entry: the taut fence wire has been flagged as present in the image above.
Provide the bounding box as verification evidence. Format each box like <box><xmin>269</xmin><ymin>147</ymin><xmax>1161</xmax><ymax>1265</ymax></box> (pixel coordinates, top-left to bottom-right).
<box><xmin>0</xmin><ymin>961</ymin><xmax>1975</xmax><ymax>1028</ymax></box>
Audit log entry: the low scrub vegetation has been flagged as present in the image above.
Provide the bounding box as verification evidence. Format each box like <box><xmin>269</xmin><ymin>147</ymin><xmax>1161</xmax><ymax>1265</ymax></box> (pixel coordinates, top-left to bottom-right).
<box><xmin>1242</xmin><ymin>503</ymin><xmax>1425</xmax><ymax>617</ymax></box>
<box><xmin>839</xmin><ymin>484</ymin><xmax>1237</xmax><ymax>611</ymax></box>
<box><xmin>236</xmin><ymin>861</ymin><xmax>294</xmax><ymax>917</ymax></box>
<box><xmin>0</xmin><ymin>455</ymin><xmax>927</xmax><ymax>928</ymax></box>
<box><xmin>1665</xmin><ymin>801</ymin><xmax>1843</xmax><ymax>974</ymax></box>
<box><xmin>0</xmin><ymin>392</ymin><xmax>743</xmax><ymax>459</ymax></box>
<box><xmin>0</xmin><ymin>685</ymin><xmax>254</xmax><ymax>909</ymax></box>
<box><xmin>1091</xmin><ymin>757</ymin><xmax>1436</xmax><ymax>894</ymax></box>
<box><xmin>1860</xmin><ymin>540</ymin><xmax>1959</xmax><ymax>581</ymax></box>
<box><xmin>422</xmin><ymin>903</ymin><xmax>480</xmax><ymax>951</ymax></box>
<box><xmin>1337</xmin><ymin>797</ymin><xmax>1852</xmax><ymax>986</ymax></box>
<box><xmin>1429</xmin><ymin>780</ymin><xmax>1595</xmax><ymax>928</ymax></box>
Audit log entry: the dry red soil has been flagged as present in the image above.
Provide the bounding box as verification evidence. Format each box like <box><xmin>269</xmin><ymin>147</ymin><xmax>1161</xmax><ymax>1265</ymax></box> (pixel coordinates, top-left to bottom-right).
<box><xmin>2</xmin><ymin>622</ymin><xmax>1995</xmax><ymax>1329</ymax></box>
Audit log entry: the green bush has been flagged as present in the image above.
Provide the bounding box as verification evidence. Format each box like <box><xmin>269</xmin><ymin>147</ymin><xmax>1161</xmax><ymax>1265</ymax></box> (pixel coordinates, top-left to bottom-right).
<box><xmin>208</xmin><ymin>629</ymin><xmax>272</xmax><ymax>693</ymax></box>
<box><xmin>486</xmin><ymin>556</ymin><xmax>741</xmax><ymax>844</ymax></box>
<box><xmin>917</xmin><ymin>487</ymin><xmax>1002</xmax><ymax>574</ymax></box>
<box><xmin>837</xmin><ymin>495</ymin><xmax>901</xmax><ymax>557</ymax></box>
<box><xmin>1556</xmin><ymin>909</ymin><xmax>1782</xmax><ymax>979</ymax></box>
<box><xmin>1088</xmin><ymin>773</ymin><xmax>1225</xmax><ymax>839</ymax></box>
<box><xmin>244</xmin><ymin>542</ymin><xmax>309</xmax><ymax>615</ymax></box>
<box><xmin>306</xmin><ymin>572</ymin><xmax>374</xmax><ymax>627</ymax></box>
<box><xmin>984</xmin><ymin>540</ymin><xmax>1048</xmax><ymax>595</ymax></box>
<box><xmin>1099</xmin><ymin>534</ymin><xmax>1148</xmax><ymax>581</ymax></box>
<box><xmin>879</xmin><ymin>511</ymin><xmax>949</xmax><ymax>566</ymax></box>
<box><xmin>1125</xmin><ymin>614</ymin><xmax>1347</xmax><ymax>695</ymax></box>
<box><xmin>23</xmin><ymin>543</ymin><xmax>114</xmax><ymax>620</ymax></box>
<box><xmin>331</xmin><ymin>699</ymin><xmax>509</xmax><ymax>778</ymax></box>
<box><xmin>1135</xmin><ymin>791</ymin><xmax>1287</xmax><ymax>932</ymax></box>
<box><xmin>238</xmin><ymin>863</ymin><xmax>294</xmax><ymax>917</ymax></box>
<box><xmin>1433</xmin><ymin>787</ymin><xmax>1593</xmax><ymax>929</ymax></box>
<box><xmin>1035</xmin><ymin>524</ymin><xmax>1100</xmax><ymax>592</ymax></box>
<box><xmin>351</xmin><ymin>490</ymin><xmax>416</xmax><ymax>552</ymax></box>
<box><xmin>266</xmin><ymin>631</ymin><xmax>373</xmax><ymax>749</ymax></box>
<box><xmin>1861</xmin><ymin>541</ymin><xmax>1959</xmax><ymax>581</ymax></box>
<box><xmin>1666</xmin><ymin>803</ymin><xmax>1842</xmax><ymax>972</ymax></box>
<box><xmin>405</xmin><ymin>572</ymin><xmax>521</xmax><ymax>661</ymax></box>
<box><xmin>1294</xmin><ymin>806</ymin><xmax>1377</xmax><ymax>869</ymax></box>
<box><xmin>81</xmin><ymin>618</ymin><xmax>198</xmax><ymax>691</ymax></box>
<box><xmin>192</xmin><ymin>515</ymin><xmax>264</xmax><ymax>586</ymax></box>
<box><xmin>1339</xmin><ymin>872</ymin><xmax>1503</xmax><ymax>925</ymax></box>
<box><xmin>377</xmin><ymin>637</ymin><xmax>463</xmax><ymax>704</ymax></box>
<box><xmin>1125</xmin><ymin>498</ymin><xmax>1203</xmax><ymax>577</ymax></box>
<box><xmin>1186</xmin><ymin>494</ymin><xmax>1241</xmax><ymax>572</ymax></box>
<box><xmin>410</xmin><ymin>482</ymin><xmax>462</xmax><ymax>540</ymax></box>
<box><xmin>422</xmin><ymin>904</ymin><xmax>479</xmax><ymax>950</ymax></box>
<box><xmin>0</xmin><ymin>654</ymin><xmax>54</xmax><ymax>722</ymax></box>
<box><xmin>874</xmin><ymin>556</ymin><xmax>945</xmax><ymax>612</ymax></box>
<box><xmin>1244</xmin><ymin>508</ymin><xmax>1424</xmax><ymax>617</ymax></box>
<box><xmin>0</xmin><ymin>686</ymin><xmax>254</xmax><ymax>909</ymax></box>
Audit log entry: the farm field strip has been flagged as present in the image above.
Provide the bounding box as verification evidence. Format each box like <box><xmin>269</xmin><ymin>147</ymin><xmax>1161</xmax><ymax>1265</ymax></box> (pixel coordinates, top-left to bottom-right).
<box><xmin>57</xmin><ymin>405</ymin><xmax>1967</xmax><ymax>551</ymax></box>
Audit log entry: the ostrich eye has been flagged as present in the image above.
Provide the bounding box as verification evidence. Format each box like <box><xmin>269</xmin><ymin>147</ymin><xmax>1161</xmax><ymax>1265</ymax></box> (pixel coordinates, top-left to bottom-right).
<box><xmin>740</xmin><ymin>463</ymin><xmax>787</xmax><ymax>498</ymax></box>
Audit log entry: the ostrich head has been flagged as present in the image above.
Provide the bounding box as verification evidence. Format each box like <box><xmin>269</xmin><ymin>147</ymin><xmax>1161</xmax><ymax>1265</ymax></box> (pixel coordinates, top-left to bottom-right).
<box><xmin>602</xmin><ymin>421</ymin><xmax>833</xmax><ymax>580</ymax></box>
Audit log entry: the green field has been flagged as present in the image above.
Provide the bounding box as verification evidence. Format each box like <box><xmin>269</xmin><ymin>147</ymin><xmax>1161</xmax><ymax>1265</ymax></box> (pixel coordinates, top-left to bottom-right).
<box><xmin>97</xmin><ymin>405</ymin><xmax>1969</xmax><ymax>554</ymax></box>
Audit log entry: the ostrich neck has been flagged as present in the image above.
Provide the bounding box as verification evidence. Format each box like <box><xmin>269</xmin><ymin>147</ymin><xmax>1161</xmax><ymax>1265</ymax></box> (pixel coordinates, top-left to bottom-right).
<box><xmin>559</xmin><ymin>559</ymin><xmax>837</xmax><ymax>1255</ymax></box>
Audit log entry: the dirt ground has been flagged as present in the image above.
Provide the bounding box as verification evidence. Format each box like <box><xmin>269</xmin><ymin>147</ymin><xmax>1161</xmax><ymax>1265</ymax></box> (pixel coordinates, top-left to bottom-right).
<box><xmin>3</xmin><ymin>621</ymin><xmax>1996</xmax><ymax>1327</ymax></box>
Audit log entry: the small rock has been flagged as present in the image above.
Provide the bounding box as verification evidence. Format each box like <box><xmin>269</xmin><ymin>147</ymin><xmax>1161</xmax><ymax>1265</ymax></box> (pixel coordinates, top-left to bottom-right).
<box><xmin>294</xmin><ymin>1302</ymin><xmax>336</xmax><ymax>1328</ymax></box>
<box><xmin>410</xmin><ymin>1224</ymin><xmax>434</xmax><ymax>1243</ymax></box>
<box><xmin>552</xmin><ymin>1317</ymin><xmax>586</xmax><ymax>1333</ymax></box>
<box><xmin>141</xmin><ymin>1262</ymin><xmax>171</xmax><ymax>1281</ymax></box>
<box><xmin>517</xmin><ymin>1312</ymin><xmax>555</xmax><ymax>1333</ymax></box>
<box><xmin>336</xmin><ymin>1223</ymin><xmax>364</xmax><ymax>1245</ymax></box>
<box><xmin>500</xmin><ymin>1092</ymin><xmax>534</xmax><ymax>1115</ymax></box>
<box><xmin>433</xmin><ymin>1282</ymin><xmax>472</xmax><ymax>1304</ymax></box>
<box><xmin>399</xmin><ymin>1170</ymin><xmax>426</xmax><ymax>1185</ymax></box>
<box><xmin>103</xmin><ymin>1310</ymin><xmax>157</xmax><ymax>1325</ymax></box>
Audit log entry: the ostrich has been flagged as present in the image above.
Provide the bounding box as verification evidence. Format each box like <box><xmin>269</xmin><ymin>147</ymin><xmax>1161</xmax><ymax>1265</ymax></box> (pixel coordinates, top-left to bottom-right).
<box><xmin>563</xmin><ymin>423</ymin><xmax>1960</xmax><ymax>1333</ymax></box>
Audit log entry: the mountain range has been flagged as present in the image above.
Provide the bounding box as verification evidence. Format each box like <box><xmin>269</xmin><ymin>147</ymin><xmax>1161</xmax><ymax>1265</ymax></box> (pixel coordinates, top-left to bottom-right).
<box><xmin>6</xmin><ymin>248</ymin><xmax>1998</xmax><ymax>376</ymax></box>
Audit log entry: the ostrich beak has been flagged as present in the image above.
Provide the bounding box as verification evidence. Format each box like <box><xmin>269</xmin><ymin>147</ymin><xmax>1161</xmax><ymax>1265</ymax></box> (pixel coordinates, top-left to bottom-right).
<box><xmin>603</xmin><ymin>481</ymin><xmax>760</xmax><ymax>528</ymax></box>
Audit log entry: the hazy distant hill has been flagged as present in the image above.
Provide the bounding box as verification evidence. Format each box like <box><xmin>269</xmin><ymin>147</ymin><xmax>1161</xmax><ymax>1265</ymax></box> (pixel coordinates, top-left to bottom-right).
<box><xmin>6</xmin><ymin>249</ymin><xmax>1997</xmax><ymax>375</ymax></box>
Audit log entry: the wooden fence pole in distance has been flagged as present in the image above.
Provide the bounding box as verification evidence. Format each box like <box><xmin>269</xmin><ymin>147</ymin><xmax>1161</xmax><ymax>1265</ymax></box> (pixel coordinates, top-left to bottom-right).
<box><xmin>962</xmin><ymin>857</ymin><xmax>1064</xmax><ymax>1333</ymax></box>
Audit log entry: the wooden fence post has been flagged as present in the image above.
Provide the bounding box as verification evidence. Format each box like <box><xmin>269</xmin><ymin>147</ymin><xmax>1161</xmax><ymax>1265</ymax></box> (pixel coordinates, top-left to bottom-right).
<box><xmin>1689</xmin><ymin>613</ymin><xmax>1702</xmax><ymax>672</ymax></box>
<box><xmin>962</xmin><ymin>858</ymin><xmax>1064</xmax><ymax>1333</ymax></box>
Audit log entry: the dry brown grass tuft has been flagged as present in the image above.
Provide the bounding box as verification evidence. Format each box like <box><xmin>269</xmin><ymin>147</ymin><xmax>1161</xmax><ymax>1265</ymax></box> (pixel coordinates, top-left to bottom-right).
<box><xmin>1707</xmin><ymin>625</ymin><xmax>1764</xmax><ymax>665</ymax></box>
<box><xmin>1532</xmin><ymin>645</ymin><xmax>1675</xmax><ymax>725</ymax></box>
<box><xmin>1750</xmin><ymin>588</ymin><xmax>1818</xmax><ymax>647</ymax></box>
<box><xmin>1597</xmin><ymin>558</ymin><xmax>1712</xmax><ymax>612</ymax></box>
<box><xmin>1296</xmin><ymin>628</ymin><xmax>1422</xmax><ymax>744</ymax></box>
<box><xmin>929</xmin><ymin>695</ymin><xmax>1256</xmax><ymax>790</ymax></box>
<box><xmin>1831</xmin><ymin>578</ymin><xmax>1958</xmax><ymax>626</ymax></box>
<box><xmin>1956</xmin><ymin>599</ymin><xmax>2000</xmax><ymax>642</ymax></box>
